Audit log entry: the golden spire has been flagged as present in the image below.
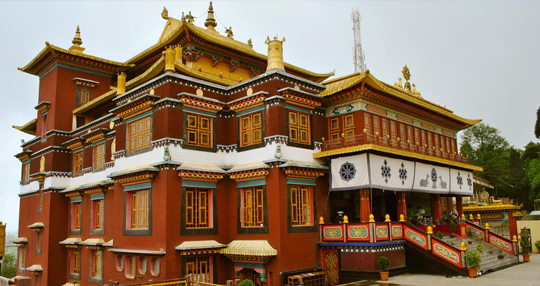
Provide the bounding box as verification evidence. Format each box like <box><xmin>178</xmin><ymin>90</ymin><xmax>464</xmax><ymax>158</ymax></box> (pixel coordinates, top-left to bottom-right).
<box><xmin>265</xmin><ymin>36</ymin><xmax>286</xmax><ymax>72</ymax></box>
<box><xmin>204</xmin><ymin>2</ymin><xmax>218</xmax><ymax>31</ymax></box>
<box><xmin>402</xmin><ymin>65</ymin><xmax>411</xmax><ymax>91</ymax></box>
<box><xmin>69</xmin><ymin>25</ymin><xmax>85</xmax><ymax>53</ymax></box>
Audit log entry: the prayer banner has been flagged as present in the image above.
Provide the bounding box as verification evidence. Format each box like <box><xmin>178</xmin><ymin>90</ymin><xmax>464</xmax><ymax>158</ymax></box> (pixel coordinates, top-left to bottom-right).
<box><xmin>330</xmin><ymin>154</ymin><xmax>369</xmax><ymax>191</ymax></box>
<box><xmin>413</xmin><ymin>162</ymin><xmax>450</xmax><ymax>194</ymax></box>
<box><xmin>369</xmin><ymin>154</ymin><xmax>415</xmax><ymax>191</ymax></box>
<box><xmin>449</xmin><ymin>168</ymin><xmax>474</xmax><ymax>196</ymax></box>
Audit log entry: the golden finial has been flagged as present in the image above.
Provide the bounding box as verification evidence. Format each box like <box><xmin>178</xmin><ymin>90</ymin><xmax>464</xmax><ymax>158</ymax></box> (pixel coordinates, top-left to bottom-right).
<box><xmin>248</xmin><ymin>39</ymin><xmax>253</xmax><ymax>48</ymax></box>
<box><xmin>69</xmin><ymin>25</ymin><xmax>85</xmax><ymax>53</ymax></box>
<box><xmin>204</xmin><ymin>1</ymin><xmax>217</xmax><ymax>30</ymax></box>
<box><xmin>225</xmin><ymin>26</ymin><xmax>234</xmax><ymax>38</ymax></box>
<box><xmin>369</xmin><ymin>214</ymin><xmax>375</xmax><ymax>223</ymax></box>
<box><xmin>186</xmin><ymin>11</ymin><xmax>195</xmax><ymax>23</ymax></box>
<box><xmin>161</xmin><ymin>7</ymin><xmax>169</xmax><ymax>20</ymax></box>
<box><xmin>460</xmin><ymin>242</ymin><xmax>467</xmax><ymax>251</ymax></box>
<box><xmin>477</xmin><ymin>214</ymin><xmax>481</xmax><ymax>220</ymax></box>
<box><xmin>512</xmin><ymin>235</ymin><xmax>517</xmax><ymax>242</ymax></box>
<box><xmin>427</xmin><ymin>226</ymin><xmax>433</xmax><ymax>234</ymax></box>
<box><xmin>402</xmin><ymin>65</ymin><xmax>411</xmax><ymax>91</ymax></box>
<box><xmin>469</xmin><ymin>214</ymin><xmax>474</xmax><ymax>220</ymax></box>
<box><xmin>461</xmin><ymin>214</ymin><xmax>465</xmax><ymax>221</ymax></box>
<box><xmin>399</xmin><ymin>214</ymin><xmax>405</xmax><ymax>222</ymax></box>
<box><xmin>343</xmin><ymin>215</ymin><xmax>349</xmax><ymax>224</ymax></box>
<box><xmin>149</xmin><ymin>89</ymin><xmax>155</xmax><ymax>95</ymax></box>
<box><xmin>319</xmin><ymin>216</ymin><xmax>324</xmax><ymax>225</ymax></box>
<box><xmin>485</xmin><ymin>223</ymin><xmax>489</xmax><ymax>230</ymax></box>
<box><xmin>385</xmin><ymin>214</ymin><xmax>391</xmax><ymax>222</ymax></box>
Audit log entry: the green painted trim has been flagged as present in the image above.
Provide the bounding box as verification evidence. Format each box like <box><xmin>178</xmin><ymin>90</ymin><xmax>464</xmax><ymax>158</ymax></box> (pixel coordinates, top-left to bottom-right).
<box><xmin>234</xmin><ymin>262</ymin><xmax>267</xmax><ymax>268</ymax></box>
<box><xmin>285</xmin><ymin>104</ymin><xmax>312</xmax><ymax>114</ymax></box>
<box><xmin>182</xmin><ymin>180</ymin><xmax>217</xmax><ymax>189</ymax></box>
<box><xmin>91</xmin><ymin>194</ymin><xmax>105</xmax><ymax>200</ymax></box>
<box><xmin>73</xmin><ymin>148</ymin><xmax>84</xmax><ymax>153</ymax></box>
<box><xmin>92</xmin><ymin>140</ymin><xmax>107</xmax><ymax>147</ymax></box>
<box><xmin>125</xmin><ymin>111</ymin><xmax>153</xmax><ymax>123</ymax></box>
<box><xmin>236</xmin><ymin>105</ymin><xmax>265</xmax><ymax>117</ymax></box>
<box><xmin>70</xmin><ymin>197</ymin><xmax>82</xmax><ymax>203</ymax></box>
<box><xmin>286</xmin><ymin>177</ymin><xmax>316</xmax><ymax>186</ymax></box>
<box><xmin>183</xmin><ymin>107</ymin><xmax>217</xmax><ymax>118</ymax></box>
<box><xmin>237</xmin><ymin>179</ymin><xmax>266</xmax><ymax>188</ymax></box>
<box><xmin>124</xmin><ymin>182</ymin><xmax>152</xmax><ymax>192</ymax></box>
<box><xmin>40</xmin><ymin>63</ymin><xmax>112</xmax><ymax>79</ymax></box>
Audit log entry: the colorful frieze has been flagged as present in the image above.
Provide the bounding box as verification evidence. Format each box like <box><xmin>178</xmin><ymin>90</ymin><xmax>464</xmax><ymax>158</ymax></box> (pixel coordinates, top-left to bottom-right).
<box><xmin>375</xmin><ymin>225</ymin><xmax>389</xmax><ymax>240</ymax></box>
<box><xmin>323</xmin><ymin>226</ymin><xmax>344</xmax><ymax>241</ymax></box>
<box><xmin>432</xmin><ymin>242</ymin><xmax>461</xmax><ymax>267</ymax></box>
<box><xmin>391</xmin><ymin>225</ymin><xmax>403</xmax><ymax>239</ymax></box>
<box><xmin>347</xmin><ymin>225</ymin><xmax>369</xmax><ymax>241</ymax></box>
<box><xmin>404</xmin><ymin>226</ymin><xmax>427</xmax><ymax>249</ymax></box>
<box><xmin>489</xmin><ymin>236</ymin><xmax>513</xmax><ymax>254</ymax></box>
<box><xmin>466</xmin><ymin>225</ymin><xmax>485</xmax><ymax>240</ymax></box>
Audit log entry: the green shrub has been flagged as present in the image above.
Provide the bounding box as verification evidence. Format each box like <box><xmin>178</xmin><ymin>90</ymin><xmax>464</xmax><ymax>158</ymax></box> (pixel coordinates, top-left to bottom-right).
<box><xmin>464</xmin><ymin>250</ymin><xmax>482</xmax><ymax>269</ymax></box>
<box><xmin>467</xmin><ymin>229</ymin><xmax>473</xmax><ymax>239</ymax></box>
<box><xmin>519</xmin><ymin>227</ymin><xmax>532</xmax><ymax>255</ymax></box>
<box><xmin>378</xmin><ymin>256</ymin><xmax>390</xmax><ymax>271</ymax></box>
<box><xmin>449</xmin><ymin>221</ymin><xmax>457</xmax><ymax>233</ymax></box>
<box><xmin>477</xmin><ymin>243</ymin><xmax>484</xmax><ymax>254</ymax></box>
<box><xmin>239</xmin><ymin>279</ymin><xmax>254</xmax><ymax>286</ymax></box>
<box><xmin>436</xmin><ymin>231</ymin><xmax>444</xmax><ymax>239</ymax></box>
<box><xmin>535</xmin><ymin>240</ymin><xmax>540</xmax><ymax>252</ymax></box>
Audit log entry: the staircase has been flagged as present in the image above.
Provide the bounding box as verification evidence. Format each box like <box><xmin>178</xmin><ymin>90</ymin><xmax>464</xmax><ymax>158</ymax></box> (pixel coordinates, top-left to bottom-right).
<box><xmin>442</xmin><ymin>236</ymin><xmax>519</xmax><ymax>271</ymax></box>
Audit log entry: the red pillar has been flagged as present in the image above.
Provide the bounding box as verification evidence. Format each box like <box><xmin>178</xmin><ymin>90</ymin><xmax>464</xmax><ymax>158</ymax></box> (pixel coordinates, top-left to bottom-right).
<box><xmin>397</xmin><ymin>192</ymin><xmax>407</xmax><ymax>221</ymax></box>
<box><xmin>431</xmin><ymin>194</ymin><xmax>442</xmax><ymax>224</ymax></box>
<box><xmin>446</xmin><ymin>196</ymin><xmax>454</xmax><ymax>213</ymax></box>
<box><xmin>360</xmin><ymin>189</ymin><xmax>371</xmax><ymax>222</ymax></box>
<box><xmin>508</xmin><ymin>211</ymin><xmax>518</xmax><ymax>240</ymax></box>
<box><xmin>456</xmin><ymin>195</ymin><xmax>463</xmax><ymax>217</ymax></box>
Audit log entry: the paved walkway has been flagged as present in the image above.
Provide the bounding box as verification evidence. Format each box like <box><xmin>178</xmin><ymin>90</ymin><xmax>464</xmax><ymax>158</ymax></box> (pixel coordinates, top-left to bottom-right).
<box><xmin>378</xmin><ymin>254</ymin><xmax>540</xmax><ymax>286</ymax></box>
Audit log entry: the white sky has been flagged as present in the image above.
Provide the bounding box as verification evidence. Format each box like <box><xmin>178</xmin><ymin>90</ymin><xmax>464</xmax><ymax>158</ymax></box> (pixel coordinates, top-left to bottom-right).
<box><xmin>0</xmin><ymin>1</ymin><xmax>539</xmax><ymax>233</ymax></box>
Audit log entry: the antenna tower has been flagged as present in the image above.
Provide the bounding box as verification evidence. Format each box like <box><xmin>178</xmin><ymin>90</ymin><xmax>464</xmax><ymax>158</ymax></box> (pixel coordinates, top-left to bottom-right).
<box><xmin>352</xmin><ymin>8</ymin><xmax>366</xmax><ymax>73</ymax></box>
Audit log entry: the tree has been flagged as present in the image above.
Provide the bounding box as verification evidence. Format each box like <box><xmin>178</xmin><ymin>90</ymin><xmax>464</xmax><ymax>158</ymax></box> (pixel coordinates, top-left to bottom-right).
<box><xmin>1</xmin><ymin>253</ymin><xmax>17</xmax><ymax>278</ymax></box>
<box><xmin>535</xmin><ymin>106</ymin><xmax>540</xmax><ymax>139</ymax></box>
<box><xmin>460</xmin><ymin>123</ymin><xmax>511</xmax><ymax>197</ymax></box>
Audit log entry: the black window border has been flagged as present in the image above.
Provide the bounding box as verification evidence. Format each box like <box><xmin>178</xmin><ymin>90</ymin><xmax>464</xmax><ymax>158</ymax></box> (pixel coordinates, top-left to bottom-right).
<box><xmin>182</xmin><ymin>111</ymin><xmax>217</xmax><ymax>152</ymax></box>
<box><xmin>286</xmin><ymin>109</ymin><xmax>314</xmax><ymax>150</ymax></box>
<box><xmin>88</xmin><ymin>249</ymin><xmax>104</xmax><ymax>284</ymax></box>
<box><xmin>237</xmin><ymin>110</ymin><xmax>265</xmax><ymax>152</ymax></box>
<box><xmin>123</xmin><ymin>185</ymin><xmax>153</xmax><ymax>236</ymax></box>
<box><xmin>180</xmin><ymin>187</ymin><xmax>218</xmax><ymax>236</ymax></box>
<box><xmin>237</xmin><ymin>185</ymin><xmax>269</xmax><ymax>234</ymax></box>
<box><xmin>90</xmin><ymin>195</ymin><xmax>105</xmax><ymax>235</ymax></box>
<box><xmin>125</xmin><ymin>113</ymin><xmax>154</xmax><ymax>157</ymax></box>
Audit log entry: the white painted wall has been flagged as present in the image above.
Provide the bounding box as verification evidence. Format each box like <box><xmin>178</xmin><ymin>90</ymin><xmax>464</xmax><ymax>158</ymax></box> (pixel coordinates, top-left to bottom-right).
<box><xmin>517</xmin><ymin>220</ymin><xmax>540</xmax><ymax>253</ymax></box>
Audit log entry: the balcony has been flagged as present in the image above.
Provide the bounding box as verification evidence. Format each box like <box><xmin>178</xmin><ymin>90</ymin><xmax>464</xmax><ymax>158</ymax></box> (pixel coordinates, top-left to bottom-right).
<box><xmin>317</xmin><ymin>133</ymin><xmax>469</xmax><ymax>165</ymax></box>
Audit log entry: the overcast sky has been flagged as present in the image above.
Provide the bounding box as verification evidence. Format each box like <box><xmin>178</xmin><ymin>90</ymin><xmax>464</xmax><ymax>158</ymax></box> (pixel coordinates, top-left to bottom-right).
<box><xmin>0</xmin><ymin>1</ymin><xmax>539</xmax><ymax>233</ymax></box>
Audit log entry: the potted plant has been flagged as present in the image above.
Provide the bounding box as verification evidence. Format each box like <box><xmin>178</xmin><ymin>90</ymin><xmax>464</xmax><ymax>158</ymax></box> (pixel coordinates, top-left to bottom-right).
<box><xmin>449</xmin><ymin>221</ymin><xmax>457</xmax><ymax>237</ymax></box>
<box><xmin>535</xmin><ymin>240</ymin><xmax>540</xmax><ymax>253</ymax></box>
<box><xmin>477</xmin><ymin>243</ymin><xmax>484</xmax><ymax>254</ymax></box>
<box><xmin>488</xmin><ymin>244</ymin><xmax>494</xmax><ymax>254</ymax></box>
<box><xmin>378</xmin><ymin>256</ymin><xmax>390</xmax><ymax>281</ymax></box>
<box><xmin>239</xmin><ymin>279</ymin><xmax>254</xmax><ymax>286</ymax></box>
<box><xmin>519</xmin><ymin>227</ymin><xmax>532</xmax><ymax>262</ymax></box>
<box><xmin>497</xmin><ymin>247</ymin><xmax>504</xmax><ymax>259</ymax></box>
<box><xmin>464</xmin><ymin>250</ymin><xmax>481</xmax><ymax>278</ymax></box>
<box><xmin>467</xmin><ymin>229</ymin><xmax>474</xmax><ymax>244</ymax></box>
<box><xmin>436</xmin><ymin>231</ymin><xmax>444</xmax><ymax>239</ymax></box>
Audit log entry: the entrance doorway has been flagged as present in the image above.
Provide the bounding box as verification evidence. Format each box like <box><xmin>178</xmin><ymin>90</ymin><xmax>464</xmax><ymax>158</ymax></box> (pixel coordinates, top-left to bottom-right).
<box><xmin>371</xmin><ymin>190</ymin><xmax>397</xmax><ymax>222</ymax></box>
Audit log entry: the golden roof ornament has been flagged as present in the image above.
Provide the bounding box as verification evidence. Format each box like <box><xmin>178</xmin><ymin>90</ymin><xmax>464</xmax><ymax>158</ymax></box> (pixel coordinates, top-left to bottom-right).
<box><xmin>69</xmin><ymin>25</ymin><xmax>85</xmax><ymax>53</ymax></box>
<box><xmin>248</xmin><ymin>39</ymin><xmax>253</xmax><ymax>48</ymax></box>
<box><xmin>204</xmin><ymin>2</ymin><xmax>218</xmax><ymax>31</ymax></box>
<box><xmin>402</xmin><ymin>65</ymin><xmax>411</xmax><ymax>91</ymax></box>
<box><xmin>265</xmin><ymin>36</ymin><xmax>286</xmax><ymax>72</ymax></box>
<box><xmin>161</xmin><ymin>7</ymin><xmax>169</xmax><ymax>20</ymax></box>
<box><xmin>225</xmin><ymin>26</ymin><xmax>234</xmax><ymax>38</ymax></box>
<box><xmin>186</xmin><ymin>11</ymin><xmax>195</xmax><ymax>23</ymax></box>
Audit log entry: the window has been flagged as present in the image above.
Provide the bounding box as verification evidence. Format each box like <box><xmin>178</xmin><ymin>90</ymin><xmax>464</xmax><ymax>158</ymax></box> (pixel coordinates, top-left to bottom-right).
<box><xmin>407</xmin><ymin>126</ymin><xmax>413</xmax><ymax>143</ymax></box>
<box><xmin>138</xmin><ymin>257</ymin><xmax>147</xmax><ymax>274</ymax></box>
<box><xmin>73</xmin><ymin>150</ymin><xmax>83</xmax><ymax>175</ymax></box>
<box><xmin>38</xmin><ymin>186</ymin><xmax>43</xmax><ymax>211</ymax></box>
<box><xmin>116</xmin><ymin>255</ymin><xmax>124</xmax><ymax>272</ymax></box>
<box><xmin>428</xmin><ymin>133</ymin><xmax>433</xmax><ymax>148</ymax></box>
<box><xmin>329</xmin><ymin>117</ymin><xmax>340</xmax><ymax>141</ymax></box>
<box><xmin>434</xmin><ymin>134</ymin><xmax>440</xmax><ymax>150</ymax></box>
<box><xmin>421</xmin><ymin>130</ymin><xmax>426</xmax><ymax>147</ymax></box>
<box><xmin>77</xmin><ymin>86</ymin><xmax>92</xmax><ymax>106</ymax></box>
<box><xmin>240</xmin><ymin>187</ymin><xmax>264</xmax><ymax>227</ymax></box>
<box><xmin>91</xmin><ymin>197</ymin><xmax>104</xmax><ymax>234</ymax></box>
<box><xmin>343</xmin><ymin>114</ymin><xmax>355</xmax><ymax>141</ymax></box>
<box><xmin>399</xmin><ymin>124</ymin><xmax>406</xmax><ymax>141</ymax></box>
<box><xmin>414</xmin><ymin>128</ymin><xmax>420</xmax><ymax>145</ymax></box>
<box><xmin>71</xmin><ymin>200</ymin><xmax>82</xmax><ymax>233</ymax></box>
<box><xmin>390</xmin><ymin>121</ymin><xmax>397</xmax><ymax>139</ymax></box>
<box><xmin>291</xmin><ymin>186</ymin><xmax>313</xmax><ymax>226</ymax></box>
<box><xmin>18</xmin><ymin>247</ymin><xmax>26</xmax><ymax>271</ymax></box>
<box><xmin>373</xmin><ymin>116</ymin><xmax>380</xmax><ymax>134</ymax></box>
<box><xmin>186</xmin><ymin>188</ymin><xmax>210</xmax><ymax>228</ymax></box>
<box><xmin>42</xmin><ymin>114</ymin><xmax>48</xmax><ymax>138</ymax></box>
<box><xmin>446</xmin><ymin>137</ymin><xmax>451</xmax><ymax>152</ymax></box>
<box><xmin>129</xmin><ymin>190</ymin><xmax>149</xmax><ymax>230</ymax></box>
<box><xmin>186</xmin><ymin>114</ymin><xmax>212</xmax><ymax>148</ymax></box>
<box><xmin>289</xmin><ymin>110</ymin><xmax>311</xmax><ymax>145</ymax></box>
<box><xmin>451</xmin><ymin>140</ymin><xmax>456</xmax><ymax>154</ymax></box>
<box><xmin>90</xmin><ymin>250</ymin><xmax>103</xmax><ymax>280</ymax></box>
<box><xmin>69</xmin><ymin>248</ymin><xmax>81</xmax><ymax>278</ymax></box>
<box><xmin>22</xmin><ymin>163</ymin><xmax>30</xmax><ymax>183</ymax></box>
<box><xmin>240</xmin><ymin>112</ymin><xmax>262</xmax><ymax>147</ymax></box>
<box><xmin>35</xmin><ymin>275</ymin><xmax>41</xmax><ymax>286</ymax></box>
<box><xmin>94</xmin><ymin>143</ymin><xmax>105</xmax><ymax>170</ymax></box>
<box><xmin>129</xmin><ymin>116</ymin><xmax>152</xmax><ymax>152</ymax></box>
<box><xmin>382</xmin><ymin>119</ymin><xmax>388</xmax><ymax>137</ymax></box>
<box><xmin>36</xmin><ymin>231</ymin><xmax>42</xmax><ymax>254</ymax></box>
<box><xmin>186</xmin><ymin>256</ymin><xmax>212</xmax><ymax>283</ymax></box>
<box><xmin>125</xmin><ymin>256</ymin><xmax>136</xmax><ymax>278</ymax></box>
<box><xmin>150</xmin><ymin>257</ymin><xmax>160</xmax><ymax>276</ymax></box>
<box><xmin>80</xmin><ymin>88</ymin><xmax>89</xmax><ymax>104</ymax></box>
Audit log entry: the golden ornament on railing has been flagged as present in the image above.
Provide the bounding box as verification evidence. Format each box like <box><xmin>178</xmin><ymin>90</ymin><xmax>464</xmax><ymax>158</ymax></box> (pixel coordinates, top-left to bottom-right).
<box><xmin>461</xmin><ymin>214</ymin><xmax>465</xmax><ymax>220</ymax></box>
<box><xmin>477</xmin><ymin>214</ymin><xmax>481</xmax><ymax>220</ymax></box>
<box><xmin>461</xmin><ymin>242</ymin><xmax>467</xmax><ymax>250</ymax></box>
<box><xmin>469</xmin><ymin>214</ymin><xmax>474</xmax><ymax>220</ymax></box>
<box><xmin>427</xmin><ymin>226</ymin><xmax>433</xmax><ymax>234</ymax></box>
<box><xmin>343</xmin><ymin>215</ymin><xmax>349</xmax><ymax>224</ymax></box>
<box><xmin>369</xmin><ymin>214</ymin><xmax>375</xmax><ymax>222</ymax></box>
<box><xmin>385</xmin><ymin>214</ymin><xmax>391</xmax><ymax>222</ymax></box>
<box><xmin>512</xmin><ymin>235</ymin><xmax>517</xmax><ymax>242</ymax></box>
<box><xmin>399</xmin><ymin>214</ymin><xmax>405</xmax><ymax>222</ymax></box>
<box><xmin>319</xmin><ymin>216</ymin><xmax>324</xmax><ymax>225</ymax></box>
<box><xmin>485</xmin><ymin>223</ymin><xmax>489</xmax><ymax>230</ymax></box>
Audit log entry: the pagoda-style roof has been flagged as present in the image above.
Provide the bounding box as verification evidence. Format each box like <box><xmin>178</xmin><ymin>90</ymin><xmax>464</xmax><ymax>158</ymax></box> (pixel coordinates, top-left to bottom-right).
<box><xmin>321</xmin><ymin>71</ymin><xmax>481</xmax><ymax>130</ymax></box>
<box><xmin>12</xmin><ymin>118</ymin><xmax>37</xmax><ymax>136</ymax></box>
<box><xmin>18</xmin><ymin>42</ymin><xmax>133</xmax><ymax>76</ymax></box>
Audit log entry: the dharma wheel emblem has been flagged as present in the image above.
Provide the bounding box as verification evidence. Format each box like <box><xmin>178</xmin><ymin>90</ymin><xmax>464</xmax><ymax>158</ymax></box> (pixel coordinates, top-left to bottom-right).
<box><xmin>339</xmin><ymin>162</ymin><xmax>356</xmax><ymax>182</ymax></box>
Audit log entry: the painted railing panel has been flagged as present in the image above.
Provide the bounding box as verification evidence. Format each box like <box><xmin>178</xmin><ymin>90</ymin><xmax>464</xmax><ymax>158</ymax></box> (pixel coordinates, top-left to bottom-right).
<box><xmin>322</xmin><ymin>225</ymin><xmax>344</xmax><ymax>241</ymax></box>
<box><xmin>391</xmin><ymin>224</ymin><xmax>403</xmax><ymax>239</ymax></box>
<box><xmin>465</xmin><ymin>223</ymin><xmax>485</xmax><ymax>240</ymax></box>
<box><xmin>403</xmin><ymin>225</ymin><xmax>428</xmax><ymax>250</ymax></box>
<box><xmin>375</xmin><ymin>224</ymin><xmax>390</xmax><ymax>240</ymax></box>
<box><xmin>432</xmin><ymin>240</ymin><xmax>464</xmax><ymax>268</ymax></box>
<box><xmin>346</xmin><ymin>224</ymin><xmax>370</xmax><ymax>241</ymax></box>
<box><xmin>465</xmin><ymin>221</ymin><xmax>517</xmax><ymax>255</ymax></box>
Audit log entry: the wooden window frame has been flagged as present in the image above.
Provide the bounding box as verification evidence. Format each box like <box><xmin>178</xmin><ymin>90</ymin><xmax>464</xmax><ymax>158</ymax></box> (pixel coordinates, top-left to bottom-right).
<box><xmin>73</xmin><ymin>150</ymin><xmax>83</xmax><ymax>175</ymax></box>
<box><xmin>129</xmin><ymin>190</ymin><xmax>149</xmax><ymax>230</ymax></box>
<box><xmin>125</xmin><ymin>256</ymin><xmax>136</xmax><ymax>278</ymax></box>
<box><xmin>381</xmin><ymin>118</ymin><xmax>388</xmax><ymax>138</ymax></box>
<box><xmin>240</xmin><ymin>112</ymin><xmax>263</xmax><ymax>148</ymax></box>
<box><xmin>35</xmin><ymin>231</ymin><xmax>42</xmax><ymax>255</ymax></box>
<box><xmin>185</xmin><ymin>256</ymin><xmax>212</xmax><ymax>283</ymax></box>
<box><xmin>22</xmin><ymin>163</ymin><xmax>30</xmax><ymax>183</ymax></box>
<box><xmin>329</xmin><ymin>117</ymin><xmax>340</xmax><ymax>141</ymax></box>
<box><xmin>128</xmin><ymin>116</ymin><xmax>152</xmax><ymax>152</ymax></box>
<box><xmin>288</xmin><ymin>110</ymin><xmax>311</xmax><ymax>145</ymax></box>
<box><xmin>186</xmin><ymin>114</ymin><xmax>213</xmax><ymax>148</ymax></box>
<box><xmin>373</xmin><ymin>115</ymin><xmax>380</xmax><ymax>135</ymax></box>
<box><xmin>18</xmin><ymin>247</ymin><xmax>26</xmax><ymax>272</ymax></box>
<box><xmin>185</xmin><ymin>188</ymin><xmax>211</xmax><ymax>229</ymax></box>
<box><xmin>427</xmin><ymin>132</ymin><xmax>433</xmax><ymax>149</ymax></box>
<box><xmin>150</xmin><ymin>257</ymin><xmax>161</xmax><ymax>276</ymax></box>
<box><xmin>434</xmin><ymin>134</ymin><xmax>440</xmax><ymax>151</ymax></box>
<box><xmin>290</xmin><ymin>185</ymin><xmax>313</xmax><ymax>227</ymax></box>
<box><xmin>399</xmin><ymin>124</ymin><xmax>406</xmax><ymax>141</ymax></box>
<box><xmin>90</xmin><ymin>249</ymin><xmax>103</xmax><ymax>282</ymax></box>
<box><xmin>240</xmin><ymin>187</ymin><xmax>264</xmax><ymax>228</ymax></box>
<box><xmin>91</xmin><ymin>197</ymin><xmax>104</xmax><ymax>235</ymax></box>
<box><xmin>390</xmin><ymin>121</ymin><xmax>397</xmax><ymax>139</ymax></box>
<box><xmin>421</xmin><ymin>130</ymin><xmax>426</xmax><ymax>147</ymax></box>
<box><xmin>407</xmin><ymin>126</ymin><xmax>413</xmax><ymax>144</ymax></box>
<box><xmin>69</xmin><ymin>248</ymin><xmax>81</xmax><ymax>279</ymax></box>
<box><xmin>70</xmin><ymin>200</ymin><xmax>82</xmax><ymax>234</ymax></box>
<box><xmin>364</xmin><ymin>113</ymin><xmax>371</xmax><ymax>134</ymax></box>
<box><xmin>93</xmin><ymin>143</ymin><xmax>106</xmax><ymax>170</ymax></box>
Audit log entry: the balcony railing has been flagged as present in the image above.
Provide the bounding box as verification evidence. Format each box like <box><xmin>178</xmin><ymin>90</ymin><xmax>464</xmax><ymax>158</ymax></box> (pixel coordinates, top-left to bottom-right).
<box><xmin>321</xmin><ymin>133</ymin><xmax>469</xmax><ymax>164</ymax></box>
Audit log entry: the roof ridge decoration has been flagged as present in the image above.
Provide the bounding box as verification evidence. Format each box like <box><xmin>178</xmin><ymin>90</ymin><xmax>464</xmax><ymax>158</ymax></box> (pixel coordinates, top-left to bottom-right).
<box><xmin>69</xmin><ymin>25</ymin><xmax>85</xmax><ymax>53</ymax></box>
<box><xmin>204</xmin><ymin>2</ymin><xmax>218</xmax><ymax>31</ymax></box>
